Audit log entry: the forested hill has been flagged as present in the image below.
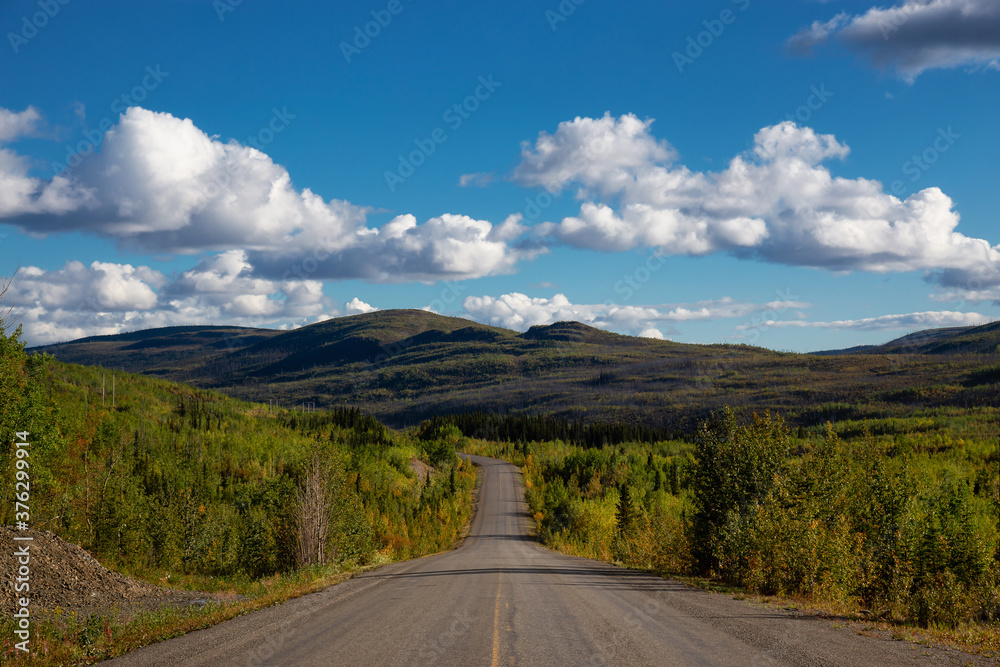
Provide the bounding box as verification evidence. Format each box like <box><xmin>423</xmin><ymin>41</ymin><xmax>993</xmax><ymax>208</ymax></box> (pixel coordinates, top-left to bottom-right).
<box><xmin>31</xmin><ymin>309</ymin><xmax>1000</xmax><ymax>431</ymax></box>
<box><xmin>2</xmin><ymin>323</ymin><xmax>476</xmax><ymax>582</ymax></box>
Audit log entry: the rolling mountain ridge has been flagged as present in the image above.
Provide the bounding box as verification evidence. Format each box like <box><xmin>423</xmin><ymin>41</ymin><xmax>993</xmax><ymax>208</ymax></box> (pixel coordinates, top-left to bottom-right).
<box><xmin>812</xmin><ymin>320</ymin><xmax>1000</xmax><ymax>356</ymax></box>
<box><xmin>31</xmin><ymin>310</ymin><xmax>1000</xmax><ymax>429</ymax></box>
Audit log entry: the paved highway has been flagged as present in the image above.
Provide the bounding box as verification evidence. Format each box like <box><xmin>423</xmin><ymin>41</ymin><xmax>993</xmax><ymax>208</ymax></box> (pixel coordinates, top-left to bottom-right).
<box><xmin>107</xmin><ymin>455</ymin><xmax>988</xmax><ymax>666</ymax></box>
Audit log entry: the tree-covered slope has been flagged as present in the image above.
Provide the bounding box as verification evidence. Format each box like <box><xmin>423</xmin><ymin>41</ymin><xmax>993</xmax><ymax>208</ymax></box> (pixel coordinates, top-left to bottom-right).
<box><xmin>4</xmin><ymin>323</ymin><xmax>476</xmax><ymax>582</ymax></box>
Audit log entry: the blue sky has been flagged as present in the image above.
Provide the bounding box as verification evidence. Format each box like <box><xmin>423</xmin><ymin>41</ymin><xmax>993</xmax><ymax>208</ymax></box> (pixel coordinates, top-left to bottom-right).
<box><xmin>1</xmin><ymin>0</ymin><xmax>999</xmax><ymax>351</ymax></box>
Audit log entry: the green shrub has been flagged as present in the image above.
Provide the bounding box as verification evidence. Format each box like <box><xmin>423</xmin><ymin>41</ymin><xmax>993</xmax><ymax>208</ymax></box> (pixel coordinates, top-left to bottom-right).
<box><xmin>690</xmin><ymin>408</ymin><xmax>789</xmax><ymax>574</ymax></box>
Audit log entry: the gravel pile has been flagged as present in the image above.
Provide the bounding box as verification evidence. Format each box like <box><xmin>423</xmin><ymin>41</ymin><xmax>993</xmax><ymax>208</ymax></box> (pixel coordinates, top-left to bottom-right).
<box><xmin>1</xmin><ymin>527</ymin><xmax>207</xmax><ymax>619</ymax></box>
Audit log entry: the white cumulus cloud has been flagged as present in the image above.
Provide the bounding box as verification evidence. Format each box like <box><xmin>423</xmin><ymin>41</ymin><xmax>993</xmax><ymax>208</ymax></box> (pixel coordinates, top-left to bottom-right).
<box><xmin>344</xmin><ymin>297</ymin><xmax>378</xmax><ymax>315</ymax></box>
<box><xmin>513</xmin><ymin>114</ymin><xmax>1000</xmax><ymax>292</ymax></box>
<box><xmin>0</xmin><ymin>106</ymin><xmax>41</xmax><ymax>143</ymax></box>
<box><xmin>0</xmin><ymin>106</ymin><xmax>532</xmax><ymax>283</ymax></box>
<box><xmin>6</xmin><ymin>252</ymin><xmax>341</xmax><ymax>345</ymax></box>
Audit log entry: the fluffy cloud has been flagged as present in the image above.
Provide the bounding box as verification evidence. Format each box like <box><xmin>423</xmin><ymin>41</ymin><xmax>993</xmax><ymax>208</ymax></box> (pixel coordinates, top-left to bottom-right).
<box><xmin>514</xmin><ymin>114</ymin><xmax>1000</xmax><ymax>290</ymax></box>
<box><xmin>3</xmin><ymin>252</ymin><xmax>380</xmax><ymax>345</ymax></box>
<box><xmin>637</xmin><ymin>328</ymin><xmax>665</xmax><ymax>340</ymax></box>
<box><xmin>246</xmin><ymin>212</ymin><xmax>530</xmax><ymax>283</ymax></box>
<box><xmin>344</xmin><ymin>297</ymin><xmax>378</xmax><ymax>315</ymax></box>
<box><xmin>0</xmin><ymin>107</ymin><xmax>41</xmax><ymax>143</ymax></box>
<box><xmin>458</xmin><ymin>292</ymin><xmax>809</xmax><ymax>338</ymax></box>
<box><xmin>7</xmin><ymin>261</ymin><xmax>172</xmax><ymax>344</ymax></box>
<box><xmin>0</xmin><ymin>107</ymin><xmax>531</xmax><ymax>282</ymax></box>
<box><xmin>747</xmin><ymin>310</ymin><xmax>988</xmax><ymax>331</ymax></box>
<box><xmin>11</xmin><ymin>261</ymin><xmax>162</xmax><ymax>313</ymax></box>
<box><xmin>0</xmin><ymin>106</ymin><xmax>96</xmax><ymax>219</ymax></box>
<box><xmin>164</xmin><ymin>250</ymin><xmax>326</xmax><ymax>319</ymax></box>
<box><xmin>511</xmin><ymin>113</ymin><xmax>673</xmax><ymax>196</ymax></box>
<box><xmin>790</xmin><ymin>0</ymin><xmax>1000</xmax><ymax>80</ymax></box>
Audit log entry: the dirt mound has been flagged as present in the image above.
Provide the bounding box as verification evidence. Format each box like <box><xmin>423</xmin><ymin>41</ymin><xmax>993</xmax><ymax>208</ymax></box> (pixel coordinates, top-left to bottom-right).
<box><xmin>1</xmin><ymin>528</ymin><xmax>204</xmax><ymax>618</ymax></box>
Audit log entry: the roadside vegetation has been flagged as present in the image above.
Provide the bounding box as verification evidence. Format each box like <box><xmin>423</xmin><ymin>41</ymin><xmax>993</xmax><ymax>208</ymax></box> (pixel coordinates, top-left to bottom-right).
<box><xmin>0</xmin><ymin>323</ymin><xmax>476</xmax><ymax>665</ymax></box>
<box><xmin>465</xmin><ymin>406</ymin><xmax>1000</xmax><ymax>653</ymax></box>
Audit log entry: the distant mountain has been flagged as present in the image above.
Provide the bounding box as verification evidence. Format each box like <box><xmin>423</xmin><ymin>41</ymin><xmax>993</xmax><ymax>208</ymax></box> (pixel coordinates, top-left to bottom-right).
<box><xmin>31</xmin><ymin>310</ymin><xmax>1000</xmax><ymax>429</ymax></box>
<box><xmin>813</xmin><ymin>320</ymin><xmax>1000</xmax><ymax>356</ymax></box>
<box><xmin>33</xmin><ymin>325</ymin><xmax>280</xmax><ymax>375</ymax></box>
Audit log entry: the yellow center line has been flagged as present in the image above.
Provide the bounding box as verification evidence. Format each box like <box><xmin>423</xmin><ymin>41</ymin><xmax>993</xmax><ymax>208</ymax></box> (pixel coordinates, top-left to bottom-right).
<box><xmin>491</xmin><ymin>569</ymin><xmax>503</xmax><ymax>667</ymax></box>
<box><xmin>492</xmin><ymin>469</ymin><xmax>505</xmax><ymax>667</ymax></box>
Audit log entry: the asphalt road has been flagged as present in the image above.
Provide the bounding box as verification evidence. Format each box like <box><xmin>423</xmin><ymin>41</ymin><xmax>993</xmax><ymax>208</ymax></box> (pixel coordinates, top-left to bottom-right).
<box><xmin>106</xmin><ymin>455</ymin><xmax>990</xmax><ymax>666</ymax></box>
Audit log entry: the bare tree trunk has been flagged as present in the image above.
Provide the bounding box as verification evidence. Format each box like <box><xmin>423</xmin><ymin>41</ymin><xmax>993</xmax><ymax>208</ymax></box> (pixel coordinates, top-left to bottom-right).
<box><xmin>0</xmin><ymin>268</ymin><xmax>23</xmax><ymax>334</ymax></box>
<box><xmin>296</xmin><ymin>452</ymin><xmax>332</xmax><ymax>567</ymax></box>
